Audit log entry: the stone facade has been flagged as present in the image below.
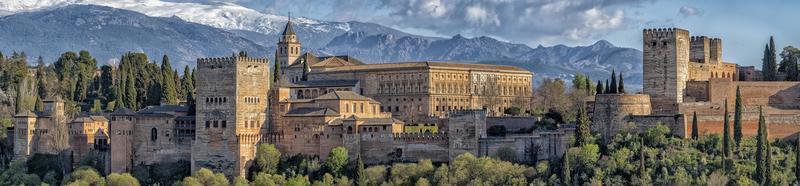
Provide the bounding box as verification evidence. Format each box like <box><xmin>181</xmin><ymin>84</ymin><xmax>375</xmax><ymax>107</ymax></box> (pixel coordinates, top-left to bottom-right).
<box><xmin>69</xmin><ymin>115</ymin><xmax>109</xmax><ymax>167</ymax></box>
<box><xmin>592</xmin><ymin>94</ymin><xmax>652</xmax><ymax>140</ymax></box>
<box><xmin>193</xmin><ymin>56</ymin><xmax>270</xmax><ymax>177</ymax></box>
<box><xmin>13</xmin><ymin>97</ymin><xmax>68</xmax><ymax>159</ymax></box>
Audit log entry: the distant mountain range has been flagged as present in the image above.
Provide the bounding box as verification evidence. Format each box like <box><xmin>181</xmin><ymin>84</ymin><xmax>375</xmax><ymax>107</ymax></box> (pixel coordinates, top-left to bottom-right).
<box><xmin>0</xmin><ymin>2</ymin><xmax>644</xmax><ymax>88</ymax></box>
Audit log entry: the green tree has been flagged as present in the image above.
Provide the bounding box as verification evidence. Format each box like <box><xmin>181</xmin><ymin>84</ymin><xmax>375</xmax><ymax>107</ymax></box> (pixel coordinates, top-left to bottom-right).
<box><xmin>503</xmin><ymin>107</ymin><xmax>522</xmax><ymax>116</ymax></box>
<box><xmin>356</xmin><ymin>156</ymin><xmax>366</xmax><ymax>186</ymax></box>
<box><xmin>325</xmin><ymin>147</ymin><xmax>349</xmax><ymax>176</ymax></box>
<box><xmin>255</xmin><ymin>144</ymin><xmax>281</xmax><ymax>174</ymax></box>
<box><xmin>233</xmin><ymin>176</ymin><xmax>249</xmax><ymax>186</ymax></box>
<box><xmin>763</xmin><ymin>37</ymin><xmax>778</xmax><ymax>81</ymax></box>
<box><xmin>722</xmin><ymin>101</ymin><xmax>732</xmax><ymax>158</ymax></box>
<box><xmin>415</xmin><ymin>178</ymin><xmax>430</xmax><ymax>186</ymax></box>
<box><xmin>604</xmin><ymin>80</ymin><xmax>609</xmax><ymax>94</ymax></box>
<box><xmin>734</xmin><ymin>86</ymin><xmax>743</xmax><ymax>147</ymax></box>
<box><xmin>495</xmin><ymin>146</ymin><xmax>517</xmax><ymax>162</ymax></box>
<box><xmin>273</xmin><ymin>52</ymin><xmax>281</xmax><ymax>83</ymax></box>
<box><xmin>66</xmin><ymin>166</ymin><xmax>105</xmax><ymax>185</ymax></box>
<box><xmin>125</xmin><ymin>73</ymin><xmax>137</xmax><ymax>110</ymax></box>
<box><xmin>796</xmin><ymin>135</ymin><xmax>800</xmax><ymax>185</ymax></box>
<box><xmin>107</xmin><ymin>173</ymin><xmax>141</xmax><ymax>186</ymax></box>
<box><xmin>609</xmin><ymin>70</ymin><xmax>617</xmax><ymax>94</ymax></box>
<box><xmin>691</xmin><ymin>111</ymin><xmax>699</xmax><ymax>140</ymax></box>
<box><xmin>160</xmin><ymin>55</ymin><xmax>177</xmax><ymax>104</ymax></box>
<box><xmin>181</xmin><ymin>168</ymin><xmax>228</xmax><ymax>186</ymax></box>
<box><xmin>286</xmin><ymin>175</ymin><xmax>310</xmax><ymax>186</ymax></box>
<box><xmin>755</xmin><ymin>106</ymin><xmax>770</xmax><ymax>184</ymax></box>
<box><xmin>574</xmin><ymin>105</ymin><xmax>591</xmax><ymax>147</ymax></box>
<box><xmin>595</xmin><ymin>80</ymin><xmax>603</xmax><ymax>95</ymax></box>
<box><xmin>181</xmin><ymin>65</ymin><xmax>195</xmax><ymax>103</ymax></box>
<box><xmin>618</xmin><ymin>72</ymin><xmax>625</xmax><ymax>94</ymax></box>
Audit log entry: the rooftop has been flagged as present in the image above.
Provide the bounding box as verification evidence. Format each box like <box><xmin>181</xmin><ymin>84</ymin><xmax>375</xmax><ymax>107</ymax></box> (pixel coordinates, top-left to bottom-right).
<box><xmin>316</xmin><ymin>61</ymin><xmax>530</xmax><ymax>74</ymax></box>
<box><xmin>285</xmin><ymin>107</ymin><xmax>340</xmax><ymax>116</ymax></box>
<box><xmin>316</xmin><ymin>91</ymin><xmax>377</xmax><ymax>102</ymax></box>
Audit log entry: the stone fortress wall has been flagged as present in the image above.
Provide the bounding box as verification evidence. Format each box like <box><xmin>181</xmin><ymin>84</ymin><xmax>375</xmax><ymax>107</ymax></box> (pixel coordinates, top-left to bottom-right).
<box><xmin>594</xmin><ymin>27</ymin><xmax>800</xmax><ymax>140</ymax></box>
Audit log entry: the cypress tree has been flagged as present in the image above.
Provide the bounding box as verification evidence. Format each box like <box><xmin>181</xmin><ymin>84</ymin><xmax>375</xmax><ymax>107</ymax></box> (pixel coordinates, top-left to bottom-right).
<box><xmin>273</xmin><ymin>50</ymin><xmax>281</xmax><ymax>82</ymax></box>
<box><xmin>181</xmin><ymin>66</ymin><xmax>195</xmax><ymax>103</ymax></box>
<box><xmin>755</xmin><ymin>106</ymin><xmax>768</xmax><ymax>184</ymax></box>
<box><xmin>734</xmin><ymin>86</ymin><xmax>743</xmax><ymax>147</ymax></box>
<box><xmin>605</xmin><ymin>79</ymin><xmax>610</xmax><ymax>94</ymax></box>
<box><xmin>596</xmin><ymin>80</ymin><xmax>604</xmax><ymax>95</ymax></box>
<box><xmin>357</xmin><ymin>155</ymin><xmax>366</xmax><ymax>186</ymax></box>
<box><xmin>618</xmin><ymin>72</ymin><xmax>625</xmax><ymax>94</ymax></box>
<box><xmin>786</xmin><ymin>54</ymin><xmax>799</xmax><ymax>81</ymax></box>
<box><xmin>160</xmin><ymin>55</ymin><xmax>177</xmax><ymax>104</ymax></box>
<box><xmin>691</xmin><ymin>111</ymin><xmax>699</xmax><ymax>140</ymax></box>
<box><xmin>125</xmin><ymin>73</ymin><xmax>137</xmax><ymax>110</ymax></box>
<box><xmin>584</xmin><ymin>78</ymin><xmax>592</xmax><ymax>95</ymax></box>
<box><xmin>723</xmin><ymin>100</ymin><xmax>732</xmax><ymax>158</ymax></box>
<box><xmin>763</xmin><ymin>37</ymin><xmax>778</xmax><ymax>81</ymax></box>
<box><xmin>562</xmin><ymin>153</ymin><xmax>571</xmax><ymax>185</ymax></box>
<box><xmin>575</xmin><ymin>106</ymin><xmax>591</xmax><ymax>147</ymax></box>
<box><xmin>302</xmin><ymin>58</ymin><xmax>310</xmax><ymax>81</ymax></box>
<box><xmin>639</xmin><ymin>135</ymin><xmax>646</xmax><ymax>178</ymax></box>
<box><xmin>795</xmin><ymin>135</ymin><xmax>800</xmax><ymax>184</ymax></box>
<box><xmin>609</xmin><ymin>70</ymin><xmax>618</xmax><ymax>94</ymax></box>
<box><xmin>34</xmin><ymin>96</ymin><xmax>43</xmax><ymax>112</ymax></box>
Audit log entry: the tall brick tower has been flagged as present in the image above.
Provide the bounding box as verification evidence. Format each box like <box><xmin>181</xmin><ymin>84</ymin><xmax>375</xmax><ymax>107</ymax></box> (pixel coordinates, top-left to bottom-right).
<box><xmin>642</xmin><ymin>28</ymin><xmax>690</xmax><ymax>114</ymax></box>
<box><xmin>191</xmin><ymin>56</ymin><xmax>270</xmax><ymax>177</ymax></box>
<box><xmin>276</xmin><ymin>18</ymin><xmax>301</xmax><ymax>68</ymax></box>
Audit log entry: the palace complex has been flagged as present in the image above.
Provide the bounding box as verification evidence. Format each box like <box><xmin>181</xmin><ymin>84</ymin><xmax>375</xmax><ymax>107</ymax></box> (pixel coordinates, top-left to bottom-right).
<box><xmin>16</xmin><ymin>23</ymin><xmax>798</xmax><ymax>179</ymax></box>
<box><xmin>11</xmin><ymin>20</ymin><xmax>561</xmax><ymax>177</ymax></box>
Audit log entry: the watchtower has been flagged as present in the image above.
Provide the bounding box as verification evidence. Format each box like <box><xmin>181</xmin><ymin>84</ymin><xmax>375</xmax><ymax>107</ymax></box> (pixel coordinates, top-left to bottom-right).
<box><xmin>192</xmin><ymin>56</ymin><xmax>270</xmax><ymax>177</ymax></box>
<box><xmin>643</xmin><ymin>28</ymin><xmax>690</xmax><ymax>114</ymax></box>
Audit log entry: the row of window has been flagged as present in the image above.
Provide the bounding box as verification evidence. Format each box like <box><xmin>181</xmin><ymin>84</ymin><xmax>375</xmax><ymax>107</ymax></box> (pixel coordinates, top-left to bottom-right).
<box><xmin>205</xmin><ymin>120</ymin><xmax>228</xmax><ymax>128</ymax></box>
<box><xmin>206</xmin><ymin>97</ymin><xmax>228</xmax><ymax>103</ymax></box>
<box><xmin>244</xmin><ymin>96</ymin><xmax>261</xmax><ymax>103</ymax></box>
<box><xmin>343</xmin><ymin>102</ymin><xmax>378</xmax><ymax>114</ymax></box>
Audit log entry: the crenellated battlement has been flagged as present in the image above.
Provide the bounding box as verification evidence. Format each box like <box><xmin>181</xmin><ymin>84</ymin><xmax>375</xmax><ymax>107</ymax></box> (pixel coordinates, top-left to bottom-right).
<box><xmin>643</xmin><ymin>28</ymin><xmax>689</xmax><ymax>37</ymax></box>
<box><xmin>197</xmin><ymin>56</ymin><xmax>269</xmax><ymax>65</ymax></box>
<box><xmin>392</xmin><ymin>132</ymin><xmax>449</xmax><ymax>142</ymax></box>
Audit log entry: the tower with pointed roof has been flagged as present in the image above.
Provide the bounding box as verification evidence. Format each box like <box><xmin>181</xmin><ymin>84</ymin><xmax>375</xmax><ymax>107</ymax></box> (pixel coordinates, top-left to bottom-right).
<box><xmin>277</xmin><ymin>16</ymin><xmax>301</xmax><ymax>68</ymax></box>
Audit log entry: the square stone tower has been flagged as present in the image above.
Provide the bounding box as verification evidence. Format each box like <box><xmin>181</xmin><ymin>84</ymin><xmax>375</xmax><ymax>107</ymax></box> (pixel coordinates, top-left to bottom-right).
<box><xmin>643</xmin><ymin>28</ymin><xmax>690</xmax><ymax>114</ymax></box>
<box><xmin>192</xmin><ymin>56</ymin><xmax>270</xmax><ymax>177</ymax></box>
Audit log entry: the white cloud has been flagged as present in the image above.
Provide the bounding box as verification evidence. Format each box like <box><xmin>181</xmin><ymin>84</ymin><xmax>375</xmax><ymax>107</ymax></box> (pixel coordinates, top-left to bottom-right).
<box><xmin>679</xmin><ymin>5</ymin><xmax>703</xmax><ymax>17</ymax></box>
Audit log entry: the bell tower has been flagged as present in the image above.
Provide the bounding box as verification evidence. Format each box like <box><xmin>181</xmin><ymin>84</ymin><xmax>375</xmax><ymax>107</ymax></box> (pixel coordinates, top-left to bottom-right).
<box><xmin>276</xmin><ymin>15</ymin><xmax>301</xmax><ymax>67</ymax></box>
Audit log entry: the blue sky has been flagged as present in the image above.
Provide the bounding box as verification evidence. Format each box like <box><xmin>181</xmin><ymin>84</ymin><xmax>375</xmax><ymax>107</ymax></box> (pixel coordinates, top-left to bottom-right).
<box><xmin>170</xmin><ymin>0</ymin><xmax>800</xmax><ymax>68</ymax></box>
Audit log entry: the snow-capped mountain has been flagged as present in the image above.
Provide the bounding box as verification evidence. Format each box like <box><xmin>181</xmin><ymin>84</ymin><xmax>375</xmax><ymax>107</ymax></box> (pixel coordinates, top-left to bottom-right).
<box><xmin>0</xmin><ymin>0</ymin><xmax>429</xmax><ymax>49</ymax></box>
<box><xmin>0</xmin><ymin>5</ymin><xmax>266</xmax><ymax>67</ymax></box>
<box><xmin>0</xmin><ymin>1</ymin><xmax>644</xmax><ymax>88</ymax></box>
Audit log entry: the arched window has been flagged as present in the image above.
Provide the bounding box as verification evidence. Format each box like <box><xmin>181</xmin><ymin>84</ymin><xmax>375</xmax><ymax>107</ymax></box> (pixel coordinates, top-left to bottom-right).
<box><xmin>151</xmin><ymin>128</ymin><xmax>157</xmax><ymax>142</ymax></box>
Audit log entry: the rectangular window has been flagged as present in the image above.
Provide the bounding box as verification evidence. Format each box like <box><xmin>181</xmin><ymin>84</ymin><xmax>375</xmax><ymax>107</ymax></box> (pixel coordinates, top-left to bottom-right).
<box><xmin>221</xmin><ymin>121</ymin><xmax>227</xmax><ymax>128</ymax></box>
<box><xmin>205</xmin><ymin>121</ymin><xmax>210</xmax><ymax>128</ymax></box>
<box><xmin>213</xmin><ymin>121</ymin><xmax>218</xmax><ymax>128</ymax></box>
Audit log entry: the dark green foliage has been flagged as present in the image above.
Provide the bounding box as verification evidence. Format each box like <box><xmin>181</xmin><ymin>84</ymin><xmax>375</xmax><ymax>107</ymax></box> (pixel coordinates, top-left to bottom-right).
<box><xmin>325</xmin><ymin>147</ymin><xmax>349</xmax><ymax>177</ymax></box>
<box><xmin>755</xmin><ymin>106</ymin><xmax>770</xmax><ymax>184</ymax></box>
<box><xmin>596</xmin><ymin>80</ymin><xmax>603</xmax><ymax>95</ymax></box>
<box><xmin>503</xmin><ymin>106</ymin><xmax>521</xmax><ymax>116</ymax></box>
<box><xmin>253</xmin><ymin>144</ymin><xmax>281</xmax><ymax>175</ymax></box>
<box><xmin>796</xmin><ymin>136</ymin><xmax>800</xmax><ymax>184</ymax></box>
<box><xmin>273</xmin><ymin>52</ymin><xmax>281</xmax><ymax>82</ymax></box>
<box><xmin>609</xmin><ymin>70</ymin><xmax>617</xmax><ymax>94</ymax></box>
<box><xmin>487</xmin><ymin>125</ymin><xmax>507</xmax><ymax>137</ymax></box>
<box><xmin>160</xmin><ymin>55</ymin><xmax>177</xmax><ymax>104</ymax></box>
<box><xmin>691</xmin><ymin>111</ymin><xmax>699</xmax><ymax>140</ymax></box>
<box><xmin>734</xmin><ymin>86</ymin><xmax>743</xmax><ymax>147</ymax></box>
<box><xmin>763</xmin><ymin>37</ymin><xmax>779</xmax><ymax>81</ymax></box>
<box><xmin>618</xmin><ymin>72</ymin><xmax>625</xmax><ymax>94</ymax></box>
<box><xmin>575</xmin><ymin>105</ymin><xmax>592</xmax><ymax>147</ymax></box>
<box><xmin>181</xmin><ymin>65</ymin><xmax>195</xmax><ymax>104</ymax></box>
<box><xmin>605</xmin><ymin>79</ymin><xmax>609</xmax><ymax>94</ymax></box>
<box><xmin>356</xmin><ymin>155</ymin><xmax>366</xmax><ymax>186</ymax></box>
<box><xmin>132</xmin><ymin>160</ymin><xmax>191</xmax><ymax>185</ymax></box>
<box><xmin>722</xmin><ymin>101</ymin><xmax>732</xmax><ymax>159</ymax></box>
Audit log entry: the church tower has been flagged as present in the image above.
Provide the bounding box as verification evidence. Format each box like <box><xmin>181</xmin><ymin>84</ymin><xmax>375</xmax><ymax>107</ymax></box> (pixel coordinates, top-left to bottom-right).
<box><xmin>276</xmin><ymin>18</ymin><xmax>301</xmax><ymax>67</ymax></box>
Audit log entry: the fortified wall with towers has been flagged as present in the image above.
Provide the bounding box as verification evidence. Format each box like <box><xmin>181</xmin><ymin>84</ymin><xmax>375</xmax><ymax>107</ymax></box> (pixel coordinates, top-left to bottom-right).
<box><xmin>592</xmin><ymin>28</ymin><xmax>800</xmax><ymax>141</ymax></box>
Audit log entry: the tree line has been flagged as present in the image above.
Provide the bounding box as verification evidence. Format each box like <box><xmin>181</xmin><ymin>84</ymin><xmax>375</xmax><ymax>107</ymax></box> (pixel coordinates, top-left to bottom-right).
<box><xmin>3</xmin><ymin>50</ymin><xmax>196</xmax><ymax>117</ymax></box>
